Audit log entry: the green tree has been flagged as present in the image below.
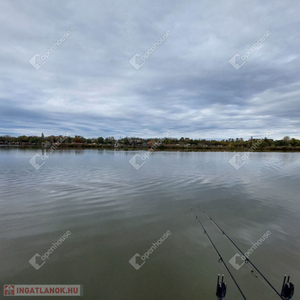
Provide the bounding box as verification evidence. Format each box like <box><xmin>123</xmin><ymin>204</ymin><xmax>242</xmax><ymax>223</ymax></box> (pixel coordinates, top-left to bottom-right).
<box><xmin>18</xmin><ymin>135</ymin><xmax>29</xmax><ymax>142</ymax></box>
<box><xmin>124</xmin><ymin>137</ymin><xmax>131</xmax><ymax>145</ymax></box>
<box><xmin>260</xmin><ymin>141</ymin><xmax>267</xmax><ymax>148</ymax></box>
<box><xmin>291</xmin><ymin>138</ymin><xmax>300</xmax><ymax>147</ymax></box>
<box><xmin>105</xmin><ymin>138</ymin><xmax>113</xmax><ymax>144</ymax></box>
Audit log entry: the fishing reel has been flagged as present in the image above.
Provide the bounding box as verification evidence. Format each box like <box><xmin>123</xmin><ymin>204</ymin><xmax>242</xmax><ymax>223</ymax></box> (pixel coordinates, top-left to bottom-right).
<box><xmin>281</xmin><ymin>275</ymin><xmax>294</xmax><ymax>300</ymax></box>
<box><xmin>216</xmin><ymin>274</ymin><xmax>227</xmax><ymax>300</ymax></box>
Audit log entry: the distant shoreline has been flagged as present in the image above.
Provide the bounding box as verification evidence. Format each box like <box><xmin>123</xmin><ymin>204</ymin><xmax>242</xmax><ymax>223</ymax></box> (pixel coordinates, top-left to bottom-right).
<box><xmin>1</xmin><ymin>145</ymin><xmax>300</xmax><ymax>152</ymax></box>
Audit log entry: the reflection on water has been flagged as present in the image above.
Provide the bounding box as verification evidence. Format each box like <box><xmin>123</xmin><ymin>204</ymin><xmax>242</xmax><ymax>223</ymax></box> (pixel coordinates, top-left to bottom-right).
<box><xmin>0</xmin><ymin>149</ymin><xmax>300</xmax><ymax>300</ymax></box>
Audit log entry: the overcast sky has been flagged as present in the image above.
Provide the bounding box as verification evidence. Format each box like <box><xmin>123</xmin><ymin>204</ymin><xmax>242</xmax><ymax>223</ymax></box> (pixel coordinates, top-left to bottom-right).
<box><xmin>0</xmin><ymin>0</ymin><xmax>299</xmax><ymax>140</ymax></box>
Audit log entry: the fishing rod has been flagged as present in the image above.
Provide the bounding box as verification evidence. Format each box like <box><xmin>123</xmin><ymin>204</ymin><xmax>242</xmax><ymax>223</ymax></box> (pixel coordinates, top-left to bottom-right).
<box><xmin>189</xmin><ymin>205</ymin><xmax>247</xmax><ymax>300</ymax></box>
<box><xmin>201</xmin><ymin>208</ymin><xmax>294</xmax><ymax>300</ymax></box>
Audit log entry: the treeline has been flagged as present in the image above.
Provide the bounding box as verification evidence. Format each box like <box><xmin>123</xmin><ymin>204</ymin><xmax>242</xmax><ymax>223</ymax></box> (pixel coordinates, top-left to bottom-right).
<box><xmin>0</xmin><ymin>134</ymin><xmax>300</xmax><ymax>150</ymax></box>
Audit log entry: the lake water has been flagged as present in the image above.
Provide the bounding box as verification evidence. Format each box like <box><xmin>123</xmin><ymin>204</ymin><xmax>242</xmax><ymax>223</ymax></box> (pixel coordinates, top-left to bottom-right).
<box><xmin>0</xmin><ymin>148</ymin><xmax>299</xmax><ymax>300</ymax></box>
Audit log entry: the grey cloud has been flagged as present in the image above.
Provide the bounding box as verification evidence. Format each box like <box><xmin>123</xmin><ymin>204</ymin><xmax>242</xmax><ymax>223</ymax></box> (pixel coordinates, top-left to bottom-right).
<box><xmin>0</xmin><ymin>0</ymin><xmax>300</xmax><ymax>140</ymax></box>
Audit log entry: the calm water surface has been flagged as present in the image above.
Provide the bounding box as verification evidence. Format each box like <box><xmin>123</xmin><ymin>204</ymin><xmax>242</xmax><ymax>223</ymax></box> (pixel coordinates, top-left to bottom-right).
<box><xmin>0</xmin><ymin>149</ymin><xmax>300</xmax><ymax>300</ymax></box>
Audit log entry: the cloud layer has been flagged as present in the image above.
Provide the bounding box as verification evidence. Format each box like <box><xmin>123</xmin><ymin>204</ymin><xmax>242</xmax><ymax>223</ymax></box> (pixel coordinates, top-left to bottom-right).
<box><xmin>1</xmin><ymin>0</ymin><xmax>299</xmax><ymax>139</ymax></box>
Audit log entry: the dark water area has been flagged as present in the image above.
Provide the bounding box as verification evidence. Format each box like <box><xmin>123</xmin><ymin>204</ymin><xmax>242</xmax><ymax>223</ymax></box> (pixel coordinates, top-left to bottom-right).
<box><xmin>1</xmin><ymin>149</ymin><xmax>299</xmax><ymax>299</ymax></box>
